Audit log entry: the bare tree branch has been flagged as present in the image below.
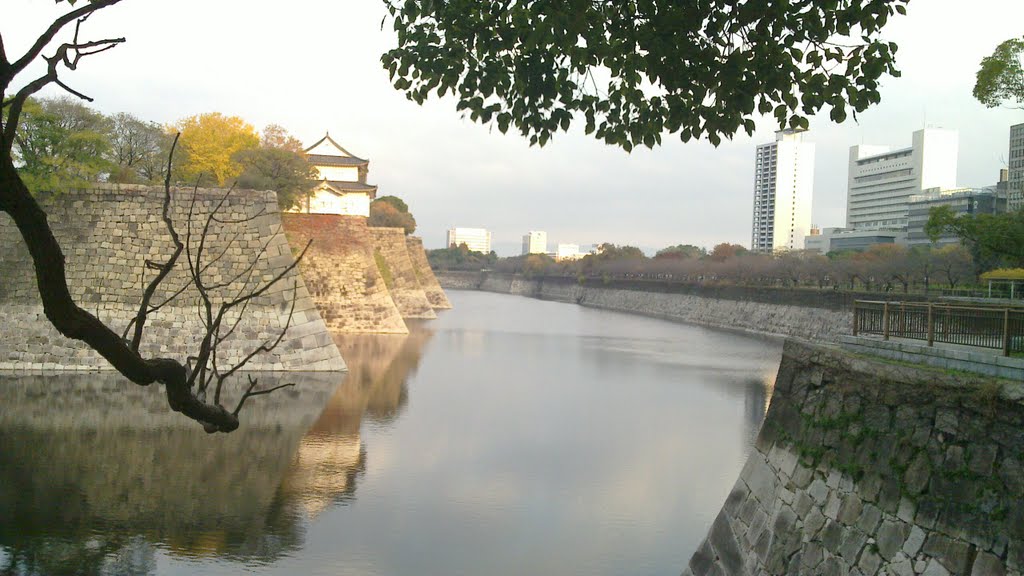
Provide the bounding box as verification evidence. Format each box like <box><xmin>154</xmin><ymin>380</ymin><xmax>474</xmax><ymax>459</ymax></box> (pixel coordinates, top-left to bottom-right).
<box><xmin>232</xmin><ymin>376</ymin><xmax>296</xmax><ymax>418</ymax></box>
<box><xmin>8</xmin><ymin>0</ymin><xmax>123</xmax><ymax>78</ymax></box>
<box><xmin>129</xmin><ymin>133</ymin><xmax>183</xmax><ymax>351</ymax></box>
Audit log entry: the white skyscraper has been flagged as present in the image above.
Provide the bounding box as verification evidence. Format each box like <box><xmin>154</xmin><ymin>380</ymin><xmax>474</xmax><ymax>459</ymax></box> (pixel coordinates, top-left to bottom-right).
<box><xmin>846</xmin><ymin>128</ymin><xmax>958</xmax><ymax>229</ymax></box>
<box><xmin>1008</xmin><ymin>123</ymin><xmax>1024</xmax><ymax>212</ymax></box>
<box><xmin>521</xmin><ymin>231</ymin><xmax>547</xmax><ymax>255</ymax></box>
<box><xmin>446</xmin><ymin>227</ymin><xmax>492</xmax><ymax>253</ymax></box>
<box><xmin>751</xmin><ymin>129</ymin><xmax>815</xmax><ymax>253</ymax></box>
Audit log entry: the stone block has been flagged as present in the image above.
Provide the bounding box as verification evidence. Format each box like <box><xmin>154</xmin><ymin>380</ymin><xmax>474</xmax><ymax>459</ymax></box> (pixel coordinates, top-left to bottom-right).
<box><xmin>971</xmin><ymin>551</ymin><xmax>1006</xmax><ymax>576</ymax></box>
<box><xmin>709</xmin><ymin>511</ymin><xmax>744</xmax><ymax>576</ymax></box>
<box><xmin>922</xmin><ymin>533</ymin><xmax>973</xmax><ymax>575</ymax></box>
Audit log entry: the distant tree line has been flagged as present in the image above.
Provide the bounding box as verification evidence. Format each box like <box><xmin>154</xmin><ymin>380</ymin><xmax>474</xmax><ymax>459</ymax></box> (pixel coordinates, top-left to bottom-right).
<box><xmin>9</xmin><ymin>97</ymin><xmax>317</xmax><ymax>209</ymax></box>
<box><xmin>432</xmin><ymin>241</ymin><xmax>986</xmax><ymax>294</ymax></box>
<box><xmin>427</xmin><ymin>244</ymin><xmax>498</xmax><ymax>271</ymax></box>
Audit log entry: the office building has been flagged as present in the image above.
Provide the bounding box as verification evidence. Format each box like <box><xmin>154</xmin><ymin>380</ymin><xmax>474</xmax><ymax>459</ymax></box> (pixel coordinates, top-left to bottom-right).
<box><xmin>522</xmin><ymin>231</ymin><xmax>547</xmax><ymax>255</ymax></box>
<box><xmin>751</xmin><ymin>129</ymin><xmax>815</xmax><ymax>252</ymax></box>
<box><xmin>446</xmin><ymin>227</ymin><xmax>492</xmax><ymax>253</ymax></box>
<box><xmin>846</xmin><ymin>128</ymin><xmax>958</xmax><ymax>230</ymax></box>
<box><xmin>802</xmin><ymin>227</ymin><xmax>904</xmax><ymax>254</ymax></box>
<box><xmin>907</xmin><ymin>187</ymin><xmax>1002</xmax><ymax>246</ymax></box>
<box><xmin>1009</xmin><ymin>123</ymin><xmax>1024</xmax><ymax>211</ymax></box>
<box><xmin>556</xmin><ymin>243</ymin><xmax>585</xmax><ymax>261</ymax></box>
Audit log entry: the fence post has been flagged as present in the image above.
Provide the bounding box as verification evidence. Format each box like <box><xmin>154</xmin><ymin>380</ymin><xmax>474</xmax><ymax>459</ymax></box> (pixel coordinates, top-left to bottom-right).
<box><xmin>852</xmin><ymin>301</ymin><xmax>859</xmax><ymax>336</ymax></box>
<box><xmin>927</xmin><ymin>304</ymin><xmax>934</xmax><ymax>347</ymax></box>
<box><xmin>899</xmin><ymin>302</ymin><xmax>905</xmax><ymax>336</ymax></box>
<box><xmin>883</xmin><ymin>301</ymin><xmax>890</xmax><ymax>341</ymax></box>
<box><xmin>1004</xmin><ymin>308</ymin><xmax>1011</xmax><ymax>357</ymax></box>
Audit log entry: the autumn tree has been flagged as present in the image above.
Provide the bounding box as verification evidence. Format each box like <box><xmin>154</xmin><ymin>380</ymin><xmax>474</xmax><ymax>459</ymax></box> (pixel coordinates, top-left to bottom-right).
<box><xmin>931</xmin><ymin>245</ymin><xmax>974</xmax><ymax>289</ymax></box>
<box><xmin>383</xmin><ymin>0</ymin><xmax>909</xmax><ymax>149</ymax></box>
<box><xmin>974</xmin><ymin>35</ymin><xmax>1024</xmax><ymax>109</ymax></box>
<box><xmin>368</xmin><ymin>195</ymin><xmax>417</xmax><ymax>234</ymax></box>
<box><xmin>708</xmin><ymin>243</ymin><xmax>748</xmax><ymax>262</ymax></box>
<box><xmin>235</xmin><ymin>125</ymin><xmax>317</xmax><ymax>210</ymax></box>
<box><xmin>368</xmin><ymin>201</ymin><xmax>416</xmax><ymax>235</ymax></box>
<box><xmin>175</xmin><ymin>112</ymin><xmax>259</xmax><ymax>185</ymax></box>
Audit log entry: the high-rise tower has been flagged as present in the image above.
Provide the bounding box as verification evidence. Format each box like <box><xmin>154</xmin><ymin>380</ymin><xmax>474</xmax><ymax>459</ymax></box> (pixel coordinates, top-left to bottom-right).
<box><xmin>751</xmin><ymin>130</ymin><xmax>815</xmax><ymax>252</ymax></box>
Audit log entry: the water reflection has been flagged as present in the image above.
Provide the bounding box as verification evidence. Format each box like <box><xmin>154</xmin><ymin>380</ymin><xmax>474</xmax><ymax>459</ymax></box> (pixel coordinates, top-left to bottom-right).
<box><xmin>0</xmin><ymin>327</ymin><xmax>433</xmax><ymax>575</ymax></box>
<box><xmin>0</xmin><ymin>292</ymin><xmax>779</xmax><ymax>576</ymax></box>
<box><xmin>278</xmin><ymin>329</ymin><xmax>433</xmax><ymax>521</ymax></box>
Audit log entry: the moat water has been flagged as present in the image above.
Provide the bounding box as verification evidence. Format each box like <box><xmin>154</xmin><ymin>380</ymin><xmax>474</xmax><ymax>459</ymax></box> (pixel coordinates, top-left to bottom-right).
<box><xmin>0</xmin><ymin>290</ymin><xmax>782</xmax><ymax>576</ymax></box>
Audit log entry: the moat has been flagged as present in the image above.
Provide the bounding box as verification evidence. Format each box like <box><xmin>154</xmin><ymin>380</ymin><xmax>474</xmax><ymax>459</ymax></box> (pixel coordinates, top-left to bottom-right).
<box><xmin>0</xmin><ymin>290</ymin><xmax>782</xmax><ymax>576</ymax></box>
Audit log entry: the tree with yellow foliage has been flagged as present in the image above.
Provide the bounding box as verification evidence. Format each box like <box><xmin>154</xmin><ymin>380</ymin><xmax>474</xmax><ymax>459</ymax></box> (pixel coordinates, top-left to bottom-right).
<box><xmin>175</xmin><ymin>112</ymin><xmax>259</xmax><ymax>185</ymax></box>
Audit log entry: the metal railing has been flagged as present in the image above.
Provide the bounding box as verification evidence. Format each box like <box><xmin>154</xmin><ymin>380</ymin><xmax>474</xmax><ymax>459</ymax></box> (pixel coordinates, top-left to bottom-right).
<box><xmin>852</xmin><ymin>300</ymin><xmax>1024</xmax><ymax>356</ymax></box>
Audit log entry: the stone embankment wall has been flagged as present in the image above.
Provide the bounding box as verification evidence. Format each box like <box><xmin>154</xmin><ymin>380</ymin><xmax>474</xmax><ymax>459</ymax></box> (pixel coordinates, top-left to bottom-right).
<box><xmin>0</xmin><ymin>185</ymin><xmax>344</xmax><ymax>372</ymax></box>
<box><xmin>282</xmin><ymin>214</ymin><xmax>408</xmax><ymax>334</ymax></box>
<box><xmin>368</xmin><ymin>227</ymin><xmax>436</xmax><ymax>319</ymax></box>
<box><xmin>683</xmin><ymin>340</ymin><xmax>1024</xmax><ymax>576</ymax></box>
<box><xmin>406</xmin><ymin>236</ymin><xmax>452</xmax><ymax>309</ymax></box>
<box><xmin>437</xmin><ymin>272</ymin><xmax>852</xmax><ymax>342</ymax></box>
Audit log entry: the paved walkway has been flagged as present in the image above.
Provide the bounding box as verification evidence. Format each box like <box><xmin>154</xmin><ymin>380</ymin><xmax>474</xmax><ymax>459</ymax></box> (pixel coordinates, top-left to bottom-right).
<box><xmin>838</xmin><ymin>333</ymin><xmax>1024</xmax><ymax>380</ymax></box>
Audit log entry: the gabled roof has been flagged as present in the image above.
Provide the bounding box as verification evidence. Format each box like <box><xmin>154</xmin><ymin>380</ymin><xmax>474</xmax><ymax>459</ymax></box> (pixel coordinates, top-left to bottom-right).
<box><xmin>304</xmin><ymin>133</ymin><xmax>368</xmax><ymax>163</ymax></box>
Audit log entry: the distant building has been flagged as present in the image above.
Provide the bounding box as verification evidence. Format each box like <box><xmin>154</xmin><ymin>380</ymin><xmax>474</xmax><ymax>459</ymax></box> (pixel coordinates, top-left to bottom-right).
<box><xmin>447</xmin><ymin>227</ymin><xmax>492</xmax><ymax>253</ymax></box>
<box><xmin>907</xmin><ymin>186</ymin><xmax>1002</xmax><ymax>246</ymax></box>
<box><xmin>846</xmin><ymin>128</ymin><xmax>958</xmax><ymax>230</ymax></box>
<box><xmin>522</xmin><ymin>231</ymin><xmax>547</xmax><ymax>255</ymax></box>
<box><xmin>802</xmin><ymin>227</ymin><xmax>905</xmax><ymax>254</ymax></box>
<box><xmin>1009</xmin><ymin>123</ymin><xmax>1024</xmax><ymax>211</ymax></box>
<box><xmin>291</xmin><ymin>133</ymin><xmax>378</xmax><ymax>216</ymax></box>
<box><xmin>556</xmin><ymin>243</ymin><xmax>586</xmax><ymax>261</ymax></box>
<box><xmin>804</xmin><ymin>225</ymin><xmax>826</xmax><ymax>254</ymax></box>
<box><xmin>751</xmin><ymin>129</ymin><xmax>814</xmax><ymax>253</ymax></box>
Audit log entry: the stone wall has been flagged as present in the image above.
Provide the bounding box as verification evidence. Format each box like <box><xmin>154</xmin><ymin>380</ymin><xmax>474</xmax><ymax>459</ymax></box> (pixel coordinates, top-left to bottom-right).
<box><xmin>282</xmin><ymin>214</ymin><xmax>408</xmax><ymax>334</ymax></box>
<box><xmin>683</xmin><ymin>339</ymin><xmax>1024</xmax><ymax>576</ymax></box>
<box><xmin>368</xmin><ymin>227</ymin><xmax>436</xmax><ymax>319</ymax></box>
<box><xmin>406</xmin><ymin>236</ymin><xmax>453</xmax><ymax>309</ymax></box>
<box><xmin>438</xmin><ymin>272</ymin><xmax>850</xmax><ymax>342</ymax></box>
<box><xmin>0</xmin><ymin>185</ymin><xmax>344</xmax><ymax>372</ymax></box>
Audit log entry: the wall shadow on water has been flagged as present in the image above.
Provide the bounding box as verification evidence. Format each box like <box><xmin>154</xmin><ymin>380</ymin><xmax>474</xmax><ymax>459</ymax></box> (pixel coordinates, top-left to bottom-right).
<box><xmin>0</xmin><ymin>326</ymin><xmax>433</xmax><ymax>576</ymax></box>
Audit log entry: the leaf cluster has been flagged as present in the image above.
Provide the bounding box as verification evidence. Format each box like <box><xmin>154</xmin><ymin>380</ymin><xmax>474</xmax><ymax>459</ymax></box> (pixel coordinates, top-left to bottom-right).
<box><xmin>973</xmin><ymin>36</ymin><xmax>1024</xmax><ymax>109</ymax></box>
<box><xmin>382</xmin><ymin>0</ymin><xmax>908</xmax><ymax>149</ymax></box>
<box><xmin>926</xmin><ymin>205</ymin><xmax>1024</xmax><ymax>268</ymax></box>
<box><xmin>368</xmin><ymin>197</ymin><xmax>418</xmax><ymax>234</ymax></box>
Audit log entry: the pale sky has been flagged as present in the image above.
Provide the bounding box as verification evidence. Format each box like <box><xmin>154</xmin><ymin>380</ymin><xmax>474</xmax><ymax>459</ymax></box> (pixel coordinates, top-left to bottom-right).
<box><xmin>8</xmin><ymin>0</ymin><xmax>1024</xmax><ymax>254</ymax></box>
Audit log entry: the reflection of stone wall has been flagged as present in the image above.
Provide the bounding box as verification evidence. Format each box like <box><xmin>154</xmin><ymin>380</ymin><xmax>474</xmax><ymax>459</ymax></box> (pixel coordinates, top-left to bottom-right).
<box><xmin>277</xmin><ymin>328</ymin><xmax>433</xmax><ymax>521</ymax></box>
<box><xmin>0</xmin><ymin>185</ymin><xmax>344</xmax><ymax>371</ymax></box>
<box><xmin>406</xmin><ymin>236</ymin><xmax>452</xmax><ymax>309</ymax></box>
<box><xmin>0</xmin><ymin>371</ymin><xmax>340</xmax><ymax>563</ymax></box>
<box><xmin>369</xmin><ymin>227</ymin><xmax>436</xmax><ymax>319</ymax></box>
<box><xmin>282</xmin><ymin>214</ymin><xmax>408</xmax><ymax>334</ymax></box>
<box><xmin>683</xmin><ymin>340</ymin><xmax>1024</xmax><ymax>576</ymax></box>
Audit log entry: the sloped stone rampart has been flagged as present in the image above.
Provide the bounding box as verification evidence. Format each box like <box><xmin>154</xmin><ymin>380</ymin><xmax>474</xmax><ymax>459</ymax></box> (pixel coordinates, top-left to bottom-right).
<box><xmin>406</xmin><ymin>236</ymin><xmax>452</xmax><ymax>309</ymax></box>
<box><xmin>0</xmin><ymin>185</ymin><xmax>345</xmax><ymax>372</ymax></box>
<box><xmin>368</xmin><ymin>227</ymin><xmax>436</xmax><ymax>319</ymax></box>
<box><xmin>282</xmin><ymin>214</ymin><xmax>408</xmax><ymax>334</ymax></box>
<box><xmin>437</xmin><ymin>272</ymin><xmax>848</xmax><ymax>342</ymax></box>
<box><xmin>683</xmin><ymin>339</ymin><xmax>1024</xmax><ymax>576</ymax></box>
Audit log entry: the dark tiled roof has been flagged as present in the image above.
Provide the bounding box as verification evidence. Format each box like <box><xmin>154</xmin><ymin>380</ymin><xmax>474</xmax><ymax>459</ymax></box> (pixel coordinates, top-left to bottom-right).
<box><xmin>319</xmin><ymin>179</ymin><xmax>377</xmax><ymax>200</ymax></box>
<box><xmin>307</xmin><ymin>154</ymin><xmax>368</xmax><ymax>167</ymax></box>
